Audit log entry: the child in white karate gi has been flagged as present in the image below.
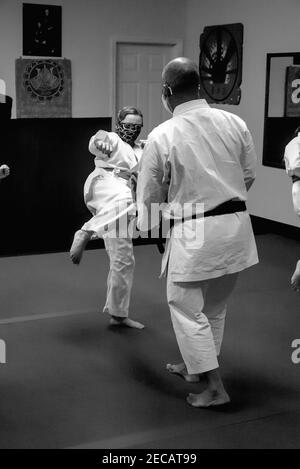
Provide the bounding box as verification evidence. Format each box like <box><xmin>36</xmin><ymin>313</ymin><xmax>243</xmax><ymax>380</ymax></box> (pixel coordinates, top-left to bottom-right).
<box><xmin>70</xmin><ymin>107</ymin><xmax>144</xmax><ymax>329</ymax></box>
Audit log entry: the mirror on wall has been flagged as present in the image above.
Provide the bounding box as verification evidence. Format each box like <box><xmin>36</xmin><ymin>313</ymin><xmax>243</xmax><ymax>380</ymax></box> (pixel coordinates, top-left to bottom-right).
<box><xmin>263</xmin><ymin>52</ymin><xmax>300</xmax><ymax>169</ymax></box>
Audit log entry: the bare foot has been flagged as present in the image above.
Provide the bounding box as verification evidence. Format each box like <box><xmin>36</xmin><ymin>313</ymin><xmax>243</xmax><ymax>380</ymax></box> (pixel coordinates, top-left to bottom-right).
<box><xmin>70</xmin><ymin>230</ymin><xmax>91</xmax><ymax>265</ymax></box>
<box><xmin>166</xmin><ymin>363</ymin><xmax>200</xmax><ymax>383</ymax></box>
<box><xmin>291</xmin><ymin>260</ymin><xmax>300</xmax><ymax>291</ymax></box>
<box><xmin>187</xmin><ymin>389</ymin><xmax>230</xmax><ymax>408</ymax></box>
<box><xmin>109</xmin><ymin>317</ymin><xmax>145</xmax><ymax>329</ymax></box>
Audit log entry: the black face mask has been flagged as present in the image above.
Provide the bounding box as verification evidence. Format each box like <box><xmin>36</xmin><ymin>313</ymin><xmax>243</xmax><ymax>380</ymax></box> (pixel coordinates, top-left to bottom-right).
<box><xmin>116</xmin><ymin>122</ymin><xmax>142</xmax><ymax>146</ymax></box>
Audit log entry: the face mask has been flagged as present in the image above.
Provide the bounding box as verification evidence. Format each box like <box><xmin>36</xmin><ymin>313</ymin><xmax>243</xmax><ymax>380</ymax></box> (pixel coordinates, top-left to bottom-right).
<box><xmin>116</xmin><ymin>122</ymin><xmax>142</xmax><ymax>146</ymax></box>
<box><xmin>161</xmin><ymin>94</ymin><xmax>173</xmax><ymax>115</ymax></box>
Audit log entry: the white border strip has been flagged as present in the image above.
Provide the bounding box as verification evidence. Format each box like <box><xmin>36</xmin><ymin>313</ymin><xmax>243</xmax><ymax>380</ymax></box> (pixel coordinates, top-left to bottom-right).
<box><xmin>0</xmin><ymin>309</ymin><xmax>95</xmax><ymax>325</ymax></box>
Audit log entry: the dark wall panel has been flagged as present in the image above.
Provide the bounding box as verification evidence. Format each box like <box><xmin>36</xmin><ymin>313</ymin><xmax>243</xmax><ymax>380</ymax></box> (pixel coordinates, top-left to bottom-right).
<box><xmin>262</xmin><ymin>117</ymin><xmax>300</xmax><ymax>169</ymax></box>
<box><xmin>0</xmin><ymin>118</ymin><xmax>111</xmax><ymax>256</ymax></box>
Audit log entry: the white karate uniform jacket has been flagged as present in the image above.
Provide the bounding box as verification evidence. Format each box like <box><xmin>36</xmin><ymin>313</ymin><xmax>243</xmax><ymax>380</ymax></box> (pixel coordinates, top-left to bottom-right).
<box><xmin>137</xmin><ymin>99</ymin><xmax>259</xmax><ymax>281</ymax></box>
<box><xmin>284</xmin><ymin>132</ymin><xmax>300</xmax><ymax>216</ymax></box>
<box><xmin>82</xmin><ymin>130</ymin><xmax>143</xmax><ymax>236</ymax></box>
<box><xmin>284</xmin><ymin>133</ymin><xmax>300</xmax><ymax>179</ymax></box>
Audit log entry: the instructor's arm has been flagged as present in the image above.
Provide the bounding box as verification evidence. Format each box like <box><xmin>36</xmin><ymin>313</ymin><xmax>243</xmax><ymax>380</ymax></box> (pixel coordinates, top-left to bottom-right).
<box><xmin>136</xmin><ymin>137</ymin><xmax>169</xmax><ymax>232</ymax></box>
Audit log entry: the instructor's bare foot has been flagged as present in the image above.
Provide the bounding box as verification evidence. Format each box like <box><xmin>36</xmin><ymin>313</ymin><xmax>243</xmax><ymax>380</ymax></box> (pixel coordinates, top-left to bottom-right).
<box><xmin>70</xmin><ymin>230</ymin><xmax>91</xmax><ymax>265</ymax></box>
<box><xmin>187</xmin><ymin>389</ymin><xmax>230</xmax><ymax>408</ymax></box>
<box><xmin>166</xmin><ymin>363</ymin><xmax>200</xmax><ymax>383</ymax></box>
<box><xmin>109</xmin><ymin>317</ymin><xmax>145</xmax><ymax>329</ymax></box>
<box><xmin>291</xmin><ymin>260</ymin><xmax>300</xmax><ymax>291</ymax></box>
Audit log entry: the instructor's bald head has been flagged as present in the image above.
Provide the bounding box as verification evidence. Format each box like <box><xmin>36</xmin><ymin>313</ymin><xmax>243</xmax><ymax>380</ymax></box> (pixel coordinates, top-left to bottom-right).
<box><xmin>162</xmin><ymin>57</ymin><xmax>200</xmax><ymax>95</ymax></box>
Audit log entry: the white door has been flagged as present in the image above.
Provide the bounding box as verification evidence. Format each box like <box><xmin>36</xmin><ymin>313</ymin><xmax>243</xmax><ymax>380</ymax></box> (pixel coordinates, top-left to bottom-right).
<box><xmin>0</xmin><ymin>78</ymin><xmax>6</xmax><ymax>101</ymax></box>
<box><xmin>116</xmin><ymin>43</ymin><xmax>176</xmax><ymax>140</ymax></box>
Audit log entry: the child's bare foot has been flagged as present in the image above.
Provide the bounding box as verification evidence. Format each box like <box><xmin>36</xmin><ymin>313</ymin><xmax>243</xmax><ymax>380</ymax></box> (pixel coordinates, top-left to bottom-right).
<box><xmin>187</xmin><ymin>388</ymin><xmax>230</xmax><ymax>408</ymax></box>
<box><xmin>109</xmin><ymin>316</ymin><xmax>144</xmax><ymax>329</ymax></box>
<box><xmin>70</xmin><ymin>230</ymin><xmax>91</xmax><ymax>265</ymax></box>
<box><xmin>166</xmin><ymin>363</ymin><xmax>201</xmax><ymax>382</ymax></box>
<box><xmin>291</xmin><ymin>260</ymin><xmax>300</xmax><ymax>291</ymax></box>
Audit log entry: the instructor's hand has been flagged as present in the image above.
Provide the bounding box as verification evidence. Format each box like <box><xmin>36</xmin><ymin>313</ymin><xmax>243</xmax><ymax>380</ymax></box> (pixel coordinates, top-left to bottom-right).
<box><xmin>94</xmin><ymin>139</ymin><xmax>113</xmax><ymax>157</ymax></box>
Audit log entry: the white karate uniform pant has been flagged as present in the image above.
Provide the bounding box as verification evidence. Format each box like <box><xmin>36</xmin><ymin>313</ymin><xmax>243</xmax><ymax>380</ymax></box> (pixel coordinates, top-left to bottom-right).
<box><xmin>167</xmin><ymin>272</ymin><xmax>239</xmax><ymax>375</ymax></box>
<box><xmin>102</xmin><ymin>234</ymin><xmax>135</xmax><ymax>318</ymax></box>
<box><xmin>82</xmin><ymin>169</ymin><xmax>136</xmax><ymax>318</ymax></box>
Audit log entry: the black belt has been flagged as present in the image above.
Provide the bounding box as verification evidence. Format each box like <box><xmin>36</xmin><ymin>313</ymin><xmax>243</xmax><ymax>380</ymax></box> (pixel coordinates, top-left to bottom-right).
<box><xmin>156</xmin><ymin>200</ymin><xmax>247</xmax><ymax>254</ymax></box>
<box><xmin>203</xmin><ymin>199</ymin><xmax>247</xmax><ymax>217</ymax></box>
<box><xmin>174</xmin><ymin>199</ymin><xmax>247</xmax><ymax>226</ymax></box>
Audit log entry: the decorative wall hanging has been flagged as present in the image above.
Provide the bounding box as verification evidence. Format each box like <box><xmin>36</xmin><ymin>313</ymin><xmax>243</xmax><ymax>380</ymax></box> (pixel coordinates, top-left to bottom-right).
<box><xmin>15</xmin><ymin>58</ymin><xmax>72</xmax><ymax>118</ymax></box>
<box><xmin>285</xmin><ymin>65</ymin><xmax>300</xmax><ymax>117</ymax></box>
<box><xmin>199</xmin><ymin>23</ymin><xmax>243</xmax><ymax>104</ymax></box>
<box><xmin>23</xmin><ymin>3</ymin><xmax>62</xmax><ymax>57</ymax></box>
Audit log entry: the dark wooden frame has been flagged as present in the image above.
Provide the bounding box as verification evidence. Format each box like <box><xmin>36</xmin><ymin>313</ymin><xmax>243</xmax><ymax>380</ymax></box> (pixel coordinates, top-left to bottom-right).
<box><xmin>263</xmin><ymin>52</ymin><xmax>300</xmax><ymax>169</ymax></box>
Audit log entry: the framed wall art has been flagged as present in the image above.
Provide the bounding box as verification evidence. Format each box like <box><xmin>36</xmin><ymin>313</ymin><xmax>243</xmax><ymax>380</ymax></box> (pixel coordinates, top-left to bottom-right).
<box><xmin>16</xmin><ymin>57</ymin><xmax>71</xmax><ymax>118</ymax></box>
<box><xmin>23</xmin><ymin>3</ymin><xmax>62</xmax><ymax>57</ymax></box>
<box><xmin>285</xmin><ymin>65</ymin><xmax>300</xmax><ymax>117</ymax></box>
<box><xmin>199</xmin><ymin>23</ymin><xmax>243</xmax><ymax>104</ymax></box>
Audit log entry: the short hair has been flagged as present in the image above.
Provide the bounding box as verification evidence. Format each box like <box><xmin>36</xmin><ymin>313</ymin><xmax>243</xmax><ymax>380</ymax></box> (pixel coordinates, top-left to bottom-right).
<box><xmin>117</xmin><ymin>106</ymin><xmax>143</xmax><ymax>124</ymax></box>
<box><xmin>169</xmin><ymin>69</ymin><xmax>199</xmax><ymax>94</ymax></box>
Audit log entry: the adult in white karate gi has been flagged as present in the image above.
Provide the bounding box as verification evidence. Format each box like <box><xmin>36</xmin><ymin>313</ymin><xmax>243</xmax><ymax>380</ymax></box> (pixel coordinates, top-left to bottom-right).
<box><xmin>137</xmin><ymin>58</ymin><xmax>259</xmax><ymax>407</ymax></box>
<box><xmin>70</xmin><ymin>107</ymin><xmax>144</xmax><ymax>329</ymax></box>
<box><xmin>284</xmin><ymin>127</ymin><xmax>300</xmax><ymax>291</ymax></box>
